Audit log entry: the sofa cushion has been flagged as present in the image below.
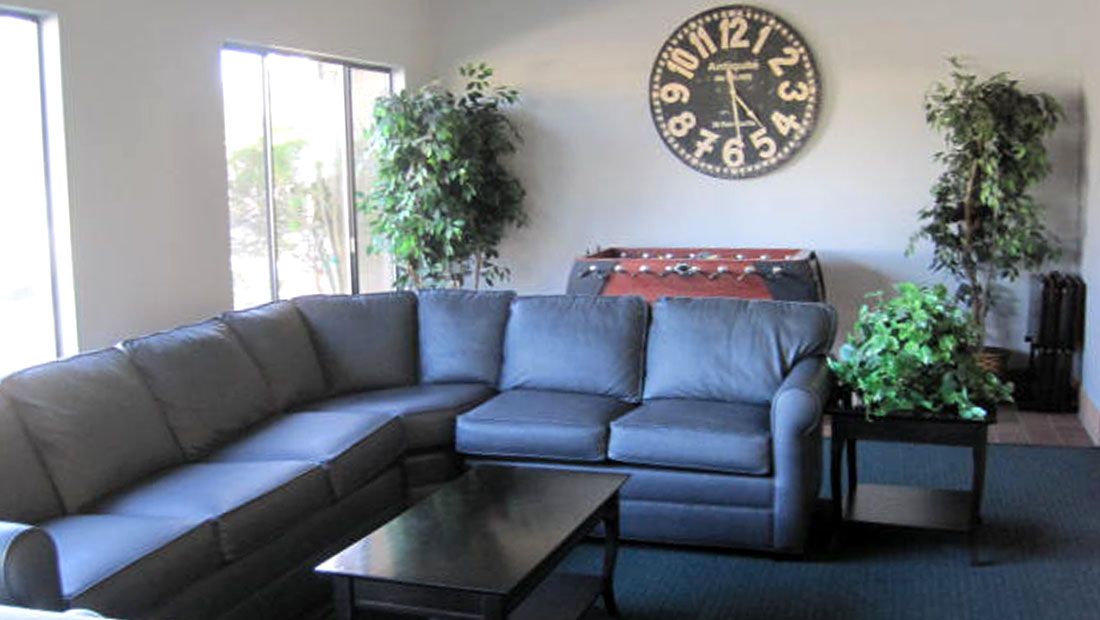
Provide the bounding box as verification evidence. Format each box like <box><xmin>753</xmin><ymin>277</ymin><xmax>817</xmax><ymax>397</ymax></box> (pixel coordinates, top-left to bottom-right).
<box><xmin>94</xmin><ymin>461</ymin><xmax>330</xmax><ymax>562</ymax></box>
<box><xmin>293</xmin><ymin>293</ymin><xmax>417</xmax><ymax>394</ymax></box>
<box><xmin>221</xmin><ymin>301</ymin><xmax>326</xmax><ymax>410</ymax></box>
<box><xmin>500</xmin><ymin>295</ymin><xmax>648</xmax><ymax>401</ymax></box>
<box><xmin>608</xmin><ymin>399</ymin><xmax>772</xmax><ymax>475</ymax></box>
<box><xmin>209</xmin><ymin>412</ymin><xmax>405</xmax><ymax>499</ymax></box>
<box><xmin>122</xmin><ymin>320</ymin><xmax>275</xmax><ymax>460</ymax></box>
<box><xmin>2</xmin><ymin>349</ymin><xmax>183</xmax><ymax>513</ymax></box>
<box><xmin>455</xmin><ymin>389</ymin><xmax>634</xmax><ymax>462</ymax></box>
<box><xmin>417</xmin><ymin>289</ymin><xmax>514</xmax><ymax>384</ymax></box>
<box><xmin>295</xmin><ymin>383</ymin><xmax>494</xmax><ymax>450</ymax></box>
<box><xmin>42</xmin><ymin>514</ymin><xmax>219</xmax><ymax>616</ymax></box>
<box><xmin>0</xmin><ymin>395</ymin><xmax>63</xmax><ymax>523</ymax></box>
<box><xmin>643</xmin><ymin>297</ymin><xmax>837</xmax><ymax>405</ymax></box>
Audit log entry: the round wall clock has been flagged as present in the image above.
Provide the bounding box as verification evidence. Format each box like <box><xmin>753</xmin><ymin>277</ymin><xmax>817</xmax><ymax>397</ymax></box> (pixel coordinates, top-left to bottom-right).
<box><xmin>649</xmin><ymin>5</ymin><xmax>821</xmax><ymax>179</ymax></box>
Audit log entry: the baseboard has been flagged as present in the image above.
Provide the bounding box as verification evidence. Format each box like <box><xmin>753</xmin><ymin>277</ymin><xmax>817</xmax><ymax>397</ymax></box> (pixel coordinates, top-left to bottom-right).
<box><xmin>1079</xmin><ymin>392</ymin><xmax>1100</xmax><ymax>445</ymax></box>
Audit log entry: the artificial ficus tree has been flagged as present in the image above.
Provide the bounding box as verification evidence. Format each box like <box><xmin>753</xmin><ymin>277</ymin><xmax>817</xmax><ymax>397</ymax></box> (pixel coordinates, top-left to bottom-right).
<box><xmin>362</xmin><ymin>63</ymin><xmax>526</xmax><ymax>290</ymax></box>
<box><xmin>909</xmin><ymin>59</ymin><xmax>1062</xmax><ymax>346</ymax></box>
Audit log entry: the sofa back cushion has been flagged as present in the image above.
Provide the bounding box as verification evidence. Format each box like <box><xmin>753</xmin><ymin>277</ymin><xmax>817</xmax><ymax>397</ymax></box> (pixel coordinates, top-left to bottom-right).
<box><xmin>293</xmin><ymin>293</ymin><xmax>417</xmax><ymax>394</ymax></box>
<box><xmin>0</xmin><ymin>394</ymin><xmax>64</xmax><ymax>523</ymax></box>
<box><xmin>123</xmin><ymin>320</ymin><xmax>274</xmax><ymax>460</ymax></box>
<box><xmin>418</xmin><ymin>289</ymin><xmax>514</xmax><ymax>385</ymax></box>
<box><xmin>222</xmin><ymin>301</ymin><xmax>326</xmax><ymax>410</ymax></box>
<box><xmin>500</xmin><ymin>295</ymin><xmax>648</xmax><ymax>401</ymax></box>
<box><xmin>2</xmin><ymin>349</ymin><xmax>183</xmax><ymax>513</ymax></box>
<box><xmin>643</xmin><ymin>297</ymin><xmax>837</xmax><ymax>404</ymax></box>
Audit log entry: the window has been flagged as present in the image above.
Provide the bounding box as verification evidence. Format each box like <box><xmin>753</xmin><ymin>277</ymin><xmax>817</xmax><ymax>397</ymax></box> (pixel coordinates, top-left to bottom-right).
<box><xmin>220</xmin><ymin>46</ymin><xmax>394</xmax><ymax>309</ymax></box>
<box><xmin>0</xmin><ymin>10</ymin><xmax>74</xmax><ymax>376</ymax></box>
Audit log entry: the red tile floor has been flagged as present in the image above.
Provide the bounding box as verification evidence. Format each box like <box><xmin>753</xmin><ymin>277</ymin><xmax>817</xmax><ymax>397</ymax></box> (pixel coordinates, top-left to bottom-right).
<box><xmin>824</xmin><ymin>406</ymin><xmax>1096</xmax><ymax>447</ymax></box>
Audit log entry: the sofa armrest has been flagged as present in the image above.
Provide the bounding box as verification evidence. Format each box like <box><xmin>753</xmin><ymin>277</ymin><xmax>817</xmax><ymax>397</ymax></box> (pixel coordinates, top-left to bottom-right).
<box><xmin>771</xmin><ymin>355</ymin><xmax>832</xmax><ymax>439</ymax></box>
<box><xmin>769</xmin><ymin>356</ymin><xmax>833</xmax><ymax>553</ymax></box>
<box><xmin>0</xmin><ymin>522</ymin><xmax>63</xmax><ymax>611</ymax></box>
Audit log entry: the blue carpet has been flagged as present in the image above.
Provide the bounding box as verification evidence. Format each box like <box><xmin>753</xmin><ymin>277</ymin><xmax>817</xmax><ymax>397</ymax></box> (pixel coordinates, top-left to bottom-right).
<box><xmin>563</xmin><ymin>441</ymin><xmax>1100</xmax><ymax>620</ymax></box>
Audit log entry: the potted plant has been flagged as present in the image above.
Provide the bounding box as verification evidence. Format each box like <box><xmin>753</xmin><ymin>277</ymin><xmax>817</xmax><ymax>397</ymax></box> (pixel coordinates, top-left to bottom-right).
<box><xmin>362</xmin><ymin>63</ymin><xmax>526</xmax><ymax>290</ymax></box>
<box><xmin>908</xmin><ymin>59</ymin><xmax>1062</xmax><ymax>362</ymax></box>
<box><xmin>829</xmin><ymin>282</ymin><xmax>1012</xmax><ymax>420</ymax></box>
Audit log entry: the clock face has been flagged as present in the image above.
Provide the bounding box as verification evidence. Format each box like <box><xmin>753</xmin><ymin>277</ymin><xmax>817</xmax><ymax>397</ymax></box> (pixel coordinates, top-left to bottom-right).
<box><xmin>649</xmin><ymin>5</ymin><xmax>821</xmax><ymax>179</ymax></box>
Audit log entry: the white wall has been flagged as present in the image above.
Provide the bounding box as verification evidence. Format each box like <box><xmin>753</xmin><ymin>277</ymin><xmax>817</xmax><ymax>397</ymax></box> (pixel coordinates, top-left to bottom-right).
<box><xmin>1080</xmin><ymin>0</ymin><xmax>1100</xmax><ymax>438</ymax></box>
<box><xmin>431</xmin><ymin>0</ymin><xmax>1085</xmax><ymax>350</ymax></box>
<box><xmin>25</xmin><ymin>0</ymin><xmax>437</xmax><ymax>350</ymax></box>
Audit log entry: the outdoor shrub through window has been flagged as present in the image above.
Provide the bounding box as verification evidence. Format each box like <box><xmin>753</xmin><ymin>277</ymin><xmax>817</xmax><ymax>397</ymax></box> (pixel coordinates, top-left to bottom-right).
<box><xmin>220</xmin><ymin>46</ymin><xmax>393</xmax><ymax>309</ymax></box>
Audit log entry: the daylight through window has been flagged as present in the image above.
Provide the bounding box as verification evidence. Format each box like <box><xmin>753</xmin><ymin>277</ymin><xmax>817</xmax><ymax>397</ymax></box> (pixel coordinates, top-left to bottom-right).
<box><xmin>220</xmin><ymin>46</ymin><xmax>393</xmax><ymax>309</ymax></box>
<box><xmin>0</xmin><ymin>11</ymin><xmax>72</xmax><ymax>376</ymax></box>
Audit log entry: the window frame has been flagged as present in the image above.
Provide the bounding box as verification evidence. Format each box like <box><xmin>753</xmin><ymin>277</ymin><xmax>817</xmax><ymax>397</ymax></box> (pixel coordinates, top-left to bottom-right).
<box><xmin>221</xmin><ymin>42</ymin><xmax>394</xmax><ymax>301</ymax></box>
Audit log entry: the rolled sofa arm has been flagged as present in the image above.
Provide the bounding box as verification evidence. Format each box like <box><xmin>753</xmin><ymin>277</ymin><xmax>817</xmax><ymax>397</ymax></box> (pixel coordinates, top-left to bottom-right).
<box><xmin>0</xmin><ymin>522</ymin><xmax>63</xmax><ymax>611</ymax></box>
<box><xmin>770</xmin><ymin>356</ymin><xmax>833</xmax><ymax>553</ymax></box>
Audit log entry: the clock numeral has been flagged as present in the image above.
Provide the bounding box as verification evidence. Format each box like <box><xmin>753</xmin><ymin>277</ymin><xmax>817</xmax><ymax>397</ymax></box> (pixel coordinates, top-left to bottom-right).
<box><xmin>692</xmin><ymin>128</ymin><xmax>721</xmax><ymax>159</ymax></box>
<box><xmin>770</xmin><ymin>111</ymin><xmax>803</xmax><ymax>137</ymax></box>
<box><xmin>751</xmin><ymin>25</ymin><xmax>773</xmax><ymax>55</ymax></box>
<box><xmin>777</xmin><ymin>81</ymin><xmax>811</xmax><ymax>102</ymax></box>
<box><xmin>768</xmin><ymin>46</ymin><xmax>801</xmax><ymax>77</ymax></box>
<box><xmin>688</xmin><ymin>26</ymin><xmax>718</xmax><ymax>59</ymax></box>
<box><xmin>749</xmin><ymin>128</ymin><xmax>777</xmax><ymax>159</ymax></box>
<box><xmin>666</xmin><ymin>47</ymin><xmax>700</xmax><ymax>80</ymax></box>
<box><xmin>666</xmin><ymin>111</ymin><xmax>697</xmax><ymax>138</ymax></box>
<box><xmin>722</xmin><ymin>137</ymin><xmax>745</xmax><ymax>168</ymax></box>
<box><xmin>720</xmin><ymin>17</ymin><xmax>750</xmax><ymax>49</ymax></box>
<box><xmin>658</xmin><ymin>82</ymin><xmax>692</xmax><ymax>105</ymax></box>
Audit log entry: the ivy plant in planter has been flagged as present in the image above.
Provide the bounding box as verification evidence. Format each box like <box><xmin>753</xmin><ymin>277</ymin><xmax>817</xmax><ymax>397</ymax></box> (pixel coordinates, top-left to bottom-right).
<box><xmin>362</xmin><ymin>63</ymin><xmax>526</xmax><ymax>289</ymax></box>
<box><xmin>828</xmin><ymin>282</ymin><xmax>1011</xmax><ymax>420</ymax></box>
<box><xmin>908</xmin><ymin>59</ymin><xmax>1062</xmax><ymax>347</ymax></box>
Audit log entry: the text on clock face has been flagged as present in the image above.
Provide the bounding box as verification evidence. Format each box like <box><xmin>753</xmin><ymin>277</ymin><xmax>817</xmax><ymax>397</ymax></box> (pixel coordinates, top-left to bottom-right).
<box><xmin>649</xmin><ymin>6</ymin><xmax>820</xmax><ymax>179</ymax></box>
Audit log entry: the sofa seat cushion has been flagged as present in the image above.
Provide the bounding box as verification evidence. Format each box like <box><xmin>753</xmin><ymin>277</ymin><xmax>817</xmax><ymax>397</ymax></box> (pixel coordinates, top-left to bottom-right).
<box><xmin>455</xmin><ymin>389</ymin><xmax>634</xmax><ymax>462</ymax></box>
<box><xmin>608</xmin><ymin>399</ymin><xmax>772</xmax><ymax>475</ymax></box>
<box><xmin>42</xmin><ymin>514</ymin><xmax>219</xmax><ymax>615</ymax></box>
<box><xmin>209</xmin><ymin>412</ymin><xmax>405</xmax><ymax>498</ymax></box>
<box><xmin>295</xmin><ymin>383</ymin><xmax>495</xmax><ymax>450</ymax></box>
<box><xmin>94</xmin><ymin>461</ymin><xmax>330</xmax><ymax>562</ymax></box>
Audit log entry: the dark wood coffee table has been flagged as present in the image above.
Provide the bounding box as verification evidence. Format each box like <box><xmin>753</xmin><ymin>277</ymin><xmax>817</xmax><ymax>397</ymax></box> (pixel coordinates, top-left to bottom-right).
<box><xmin>316</xmin><ymin>465</ymin><xmax>628</xmax><ymax>619</ymax></box>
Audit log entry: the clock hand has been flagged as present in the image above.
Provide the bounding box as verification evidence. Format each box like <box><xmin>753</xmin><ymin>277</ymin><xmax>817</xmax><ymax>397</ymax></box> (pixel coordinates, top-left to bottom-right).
<box><xmin>735</xmin><ymin>94</ymin><xmax>765</xmax><ymax>129</ymax></box>
<box><xmin>725</xmin><ymin>68</ymin><xmax>744</xmax><ymax>146</ymax></box>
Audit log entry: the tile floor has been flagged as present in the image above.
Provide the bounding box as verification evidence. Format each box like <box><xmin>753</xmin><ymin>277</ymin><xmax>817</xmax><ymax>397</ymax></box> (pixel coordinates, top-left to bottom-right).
<box><xmin>824</xmin><ymin>406</ymin><xmax>1097</xmax><ymax>447</ymax></box>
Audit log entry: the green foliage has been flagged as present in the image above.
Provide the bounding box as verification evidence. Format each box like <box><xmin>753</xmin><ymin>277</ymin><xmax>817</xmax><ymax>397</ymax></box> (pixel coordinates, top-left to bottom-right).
<box><xmin>829</xmin><ymin>283</ymin><xmax>1012</xmax><ymax>420</ymax></box>
<box><xmin>361</xmin><ymin>62</ymin><xmax>526</xmax><ymax>289</ymax></box>
<box><xmin>908</xmin><ymin>59</ymin><xmax>1062</xmax><ymax>344</ymax></box>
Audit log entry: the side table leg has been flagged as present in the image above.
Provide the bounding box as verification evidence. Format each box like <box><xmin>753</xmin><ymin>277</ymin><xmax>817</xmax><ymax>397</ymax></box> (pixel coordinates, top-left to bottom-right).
<box><xmin>601</xmin><ymin>494</ymin><xmax>621</xmax><ymax>617</ymax></box>
<box><xmin>333</xmin><ymin>577</ymin><xmax>356</xmax><ymax>620</ymax></box>
<box><xmin>847</xmin><ymin>439</ymin><xmax>858</xmax><ymax>503</ymax></box>
<box><xmin>831</xmin><ymin>433</ymin><xmax>840</xmax><ymax>529</ymax></box>
<box><xmin>970</xmin><ymin>437</ymin><xmax>988</xmax><ymax>566</ymax></box>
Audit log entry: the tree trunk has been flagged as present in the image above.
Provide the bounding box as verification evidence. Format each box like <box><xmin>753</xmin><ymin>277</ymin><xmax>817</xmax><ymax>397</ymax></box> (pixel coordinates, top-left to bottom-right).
<box><xmin>474</xmin><ymin>253</ymin><xmax>484</xmax><ymax>291</ymax></box>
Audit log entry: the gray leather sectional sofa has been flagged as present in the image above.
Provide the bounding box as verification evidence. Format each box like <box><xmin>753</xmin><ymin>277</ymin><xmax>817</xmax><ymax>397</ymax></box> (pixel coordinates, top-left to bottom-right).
<box><xmin>0</xmin><ymin>290</ymin><xmax>835</xmax><ymax>620</ymax></box>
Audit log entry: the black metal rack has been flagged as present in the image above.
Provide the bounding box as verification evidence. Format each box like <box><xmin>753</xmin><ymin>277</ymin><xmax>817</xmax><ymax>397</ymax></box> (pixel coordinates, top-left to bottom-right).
<box><xmin>1019</xmin><ymin>272</ymin><xmax>1086</xmax><ymax>412</ymax></box>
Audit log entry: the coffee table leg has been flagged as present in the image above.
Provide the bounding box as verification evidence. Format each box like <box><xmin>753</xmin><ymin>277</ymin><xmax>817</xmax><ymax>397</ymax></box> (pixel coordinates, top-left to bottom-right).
<box><xmin>601</xmin><ymin>493</ymin><xmax>621</xmax><ymax>617</ymax></box>
<box><xmin>333</xmin><ymin>577</ymin><xmax>356</xmax><ymax>620</ymax></box>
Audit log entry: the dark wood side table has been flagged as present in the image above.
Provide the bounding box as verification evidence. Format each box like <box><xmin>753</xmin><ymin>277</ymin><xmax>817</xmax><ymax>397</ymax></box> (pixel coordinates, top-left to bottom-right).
<box><xmin>829</xmin><ymin>405</ymin><xmax>992</xmax><ymax>566</ymax></box>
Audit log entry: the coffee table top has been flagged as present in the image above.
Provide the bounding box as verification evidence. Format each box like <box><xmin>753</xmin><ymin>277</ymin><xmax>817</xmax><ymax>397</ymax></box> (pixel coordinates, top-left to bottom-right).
<box><xmin>316</xmin><ymin>465</ymin><xmax>627</xmax><ymax>595</ymax></box>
